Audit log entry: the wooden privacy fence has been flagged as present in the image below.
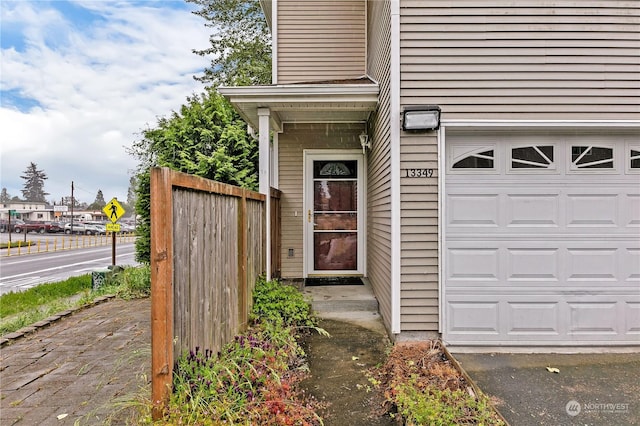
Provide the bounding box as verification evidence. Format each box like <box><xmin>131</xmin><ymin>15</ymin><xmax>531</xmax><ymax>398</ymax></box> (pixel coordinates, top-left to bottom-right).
<box><xmin>150</xmin><ymin>167</ymin><xmax>280</xmax><ymax>416</ymax></box>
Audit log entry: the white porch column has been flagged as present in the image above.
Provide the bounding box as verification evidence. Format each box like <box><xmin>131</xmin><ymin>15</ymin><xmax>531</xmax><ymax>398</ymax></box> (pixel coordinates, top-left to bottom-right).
<box><xmin>258</xmin><ymin>107</ymin><xmax>271</xmax><ymax>280</ymax></box>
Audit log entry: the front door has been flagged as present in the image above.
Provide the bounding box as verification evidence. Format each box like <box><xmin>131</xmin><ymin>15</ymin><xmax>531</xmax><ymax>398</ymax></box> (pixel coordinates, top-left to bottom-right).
<box><xmin>304</xmin><ymin>151</ymin><xmax>364</xmax><ymax>276</ymax></box>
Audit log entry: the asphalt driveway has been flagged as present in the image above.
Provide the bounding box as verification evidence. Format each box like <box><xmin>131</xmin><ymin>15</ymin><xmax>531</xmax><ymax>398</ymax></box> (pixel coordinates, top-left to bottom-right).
<box><xmin>454</xmin><ymin>352</ymin><xmax>640</xmax><ymax>425</ymax></box>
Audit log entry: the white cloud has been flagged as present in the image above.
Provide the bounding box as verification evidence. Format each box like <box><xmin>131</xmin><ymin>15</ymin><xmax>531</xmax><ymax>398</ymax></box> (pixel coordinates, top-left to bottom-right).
<box><xmin>0</xmin><ymin>0</ymin><xmax>212</xmax><ymax>204</ymax></box>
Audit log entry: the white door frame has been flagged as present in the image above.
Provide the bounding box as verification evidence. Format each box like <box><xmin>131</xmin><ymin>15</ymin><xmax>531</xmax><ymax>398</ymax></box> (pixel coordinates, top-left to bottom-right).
<box><xmin>303</xmin><ymin>149</ymin><xmax>365</xmax><ymax>277</ymax></box>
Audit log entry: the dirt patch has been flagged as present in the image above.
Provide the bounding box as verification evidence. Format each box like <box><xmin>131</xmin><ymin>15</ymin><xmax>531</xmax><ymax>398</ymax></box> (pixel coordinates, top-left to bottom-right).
<box><xmin>299</xmin><ymin>318</ymin><xmax>397</xmax><ymax>425</ymax></box>
<box><xmin>301</xmin><ymin>320</ymin><xmax>506</xmax><ymax>425</ymax></box>
<box><xmin>372</xmin><ymin>341</ymin><xmax>467</xmax><ymax>398</ymax></box>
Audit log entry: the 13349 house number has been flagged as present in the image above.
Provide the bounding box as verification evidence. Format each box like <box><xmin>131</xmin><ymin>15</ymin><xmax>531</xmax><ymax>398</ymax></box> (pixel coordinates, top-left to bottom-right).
<box><xmin>404</xmin><ymin>168</ymin><xmax>434</xmax><ymax>178</ymax></box>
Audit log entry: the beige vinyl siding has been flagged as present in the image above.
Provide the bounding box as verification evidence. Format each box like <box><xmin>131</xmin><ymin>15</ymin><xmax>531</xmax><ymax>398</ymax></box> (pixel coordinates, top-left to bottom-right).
<box><xmin>277</xmin><ymin>0</ymin><xmax>366</xmax><ymax>84</ymax></box>
<box><xmin>365</xmin><ymin>0</ymin><xmax>393</xmax><ymax>332</ymax></box>
<box><xmin>399</xmin><ymin>132</ymin><xmax>439</xmax><ymax>333</ymax></box>
<box><xmin>400</xmin><ymin>1</ymin><xmax>640</xmax><ymax>119</ymax></box>
<box><xmin>278</xmin><ymin>123</ymin><xmax>363</xmax><ymax>278</ymax></box>
<box><xmin>395</xmin><ymin>0</ymin><xmax>639</xmax><ymax>333</ymax></box>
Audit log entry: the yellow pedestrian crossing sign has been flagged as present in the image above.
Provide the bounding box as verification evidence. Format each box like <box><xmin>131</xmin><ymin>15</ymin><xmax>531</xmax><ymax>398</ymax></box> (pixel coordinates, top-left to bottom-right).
<box><xmin>103</xmin><ymin>198</ymin><xmax>125</xmax><ymax>223</ymax></box>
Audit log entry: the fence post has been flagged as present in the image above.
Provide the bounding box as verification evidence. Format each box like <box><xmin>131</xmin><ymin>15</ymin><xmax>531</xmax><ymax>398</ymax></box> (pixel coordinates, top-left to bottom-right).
<box><xmin>238</xmin><ymin>189</ymin><xmax>248</xmax><ymax>330</ymax></box>
<box><xmin>151</xmin><ymin>167</ymin><xmax>175</xmax><ymax>420</ymax></box>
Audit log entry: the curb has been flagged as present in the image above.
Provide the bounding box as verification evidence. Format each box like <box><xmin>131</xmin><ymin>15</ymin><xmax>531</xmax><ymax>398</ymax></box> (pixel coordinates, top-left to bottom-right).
<box><xmin>0</xmin><ymin>295</ymin><xmax>116</xmax><ymax>348</ymax></box>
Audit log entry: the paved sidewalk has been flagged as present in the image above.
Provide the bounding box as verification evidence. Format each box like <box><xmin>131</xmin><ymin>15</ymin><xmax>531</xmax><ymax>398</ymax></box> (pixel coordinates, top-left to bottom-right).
<box><xmin>0</xmin><ymin>298</ymin><xmax>151</xmax><ymax>425</ymax></box>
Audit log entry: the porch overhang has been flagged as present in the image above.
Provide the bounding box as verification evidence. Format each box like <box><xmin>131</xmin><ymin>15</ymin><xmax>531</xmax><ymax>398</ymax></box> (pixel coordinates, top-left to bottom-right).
<box><xmin>218</xmin><ymin>81</ymin><xmax>379</xmax><ymax>133</ymax></box>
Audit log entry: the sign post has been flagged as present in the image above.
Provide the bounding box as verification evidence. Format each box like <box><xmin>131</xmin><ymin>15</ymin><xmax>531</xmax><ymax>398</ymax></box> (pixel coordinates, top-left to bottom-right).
<box><xmin>7</xmin><ymin>210</ymin><xmax>15</xmax><ymax>244</ymax></box>
<box><xmin>103</xmin><ymin>198</ymin><xmax>125</xmax><ymax>266</ymax></box>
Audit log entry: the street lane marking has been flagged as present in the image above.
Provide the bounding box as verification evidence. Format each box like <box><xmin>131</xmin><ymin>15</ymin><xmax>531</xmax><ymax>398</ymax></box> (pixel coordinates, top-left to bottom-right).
<box><xmin>0</xmin><ymin>253</ymin><xmax>133</xmax><ymax>281</ymax></box>
<box><xmin>1</xmin><ymin>245</ymin><xmax>135</xmax><ymax>265</ymax></box>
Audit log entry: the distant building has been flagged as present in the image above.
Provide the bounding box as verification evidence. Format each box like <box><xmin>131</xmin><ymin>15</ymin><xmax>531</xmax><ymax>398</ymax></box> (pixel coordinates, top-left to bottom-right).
<box><xmin>0</xmin><ymin>201</ymin><xmax>53</xmax><ymax>221</ymax></box>
<box><xmin>0</xmin><ymin>201</ymin><xmax>108</xmax><ymax>222</ymax></box>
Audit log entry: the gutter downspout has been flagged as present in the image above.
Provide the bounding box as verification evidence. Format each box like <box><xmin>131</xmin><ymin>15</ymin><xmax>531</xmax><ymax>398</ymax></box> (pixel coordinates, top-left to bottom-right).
<box><xmin>390</xmin><ymin>0</ymin><xmax>401</xmax><ymax>335</ymax></box>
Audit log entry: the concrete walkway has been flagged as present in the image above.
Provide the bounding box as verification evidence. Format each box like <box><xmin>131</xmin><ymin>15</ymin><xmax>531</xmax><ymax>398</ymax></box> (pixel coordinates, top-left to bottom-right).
<box><xmin>0</xmin><ymin>298</ymin><xmax>151</xmax><ymax>425</ymax></box>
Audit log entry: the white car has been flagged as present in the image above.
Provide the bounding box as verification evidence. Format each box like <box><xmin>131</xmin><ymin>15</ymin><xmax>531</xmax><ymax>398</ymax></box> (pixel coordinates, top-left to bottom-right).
<box><xmin>64</xmin><ymin>223</ymin><xmax>88</xmax><ymax>234</ymax></box>
<box><xmin>84</xmin><ymin>224</ymin><xmax>106</xmax><ymax>235</ymax></box>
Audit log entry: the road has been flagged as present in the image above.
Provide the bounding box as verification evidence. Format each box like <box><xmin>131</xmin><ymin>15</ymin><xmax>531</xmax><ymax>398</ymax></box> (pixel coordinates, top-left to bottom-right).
<box><xmin>0</xmin><ymin>242</ymin><xmax>137</xmax><ymax>294</ymax></box>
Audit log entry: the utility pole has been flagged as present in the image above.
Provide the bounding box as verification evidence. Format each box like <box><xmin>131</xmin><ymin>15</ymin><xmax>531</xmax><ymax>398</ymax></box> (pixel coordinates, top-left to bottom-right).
<box><xmin>70</xmin><ymin>181</ymin><xmax>74</xmax><ymax>234</ymax></box>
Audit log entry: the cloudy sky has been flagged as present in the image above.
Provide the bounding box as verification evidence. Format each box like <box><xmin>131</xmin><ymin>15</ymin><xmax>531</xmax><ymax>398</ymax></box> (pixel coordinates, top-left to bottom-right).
<box><xmin>1</xmin><ymin>0</ymin><xmax>212</xmax><ymax>205</ymax></box>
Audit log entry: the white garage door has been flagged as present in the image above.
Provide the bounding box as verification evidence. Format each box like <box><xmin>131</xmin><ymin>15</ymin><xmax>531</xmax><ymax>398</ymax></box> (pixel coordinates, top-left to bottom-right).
<box><xmin>443</xmin><ymin>130</ymin><xmax>640</xmax><ymax>346</ymax></box>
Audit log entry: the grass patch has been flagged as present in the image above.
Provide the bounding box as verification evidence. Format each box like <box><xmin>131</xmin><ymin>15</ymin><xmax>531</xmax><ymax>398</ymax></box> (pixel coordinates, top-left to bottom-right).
<box><xmin>0</xmin><ymin>275</ymin><xmax>92</xmax><ymax>318</ymax></box>
<box><xmin>0</xmin><ymin>241</ymin><xmax>35</xmax><ymax>250</ymax></box>
<box><xmin>94</xmin><ymin>266</ymin><xmax>151</xmax><ymax>300</ymax></box>
<box><xmin>0</xmin><ymin>265</ymin><xmax>151</xmax><ymax>337</ymax></box>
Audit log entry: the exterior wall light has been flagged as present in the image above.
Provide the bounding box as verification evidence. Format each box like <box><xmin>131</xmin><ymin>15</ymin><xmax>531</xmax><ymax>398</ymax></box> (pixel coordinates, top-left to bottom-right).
<box><xmin>359</xmin><ymin>131</ymin><xmax>371</xmax><ymax>153</ymax></box>
<box><xmin>402</xmin><ymin>105</ymin><xmax>441</xmax><ymax>131</ymax></box>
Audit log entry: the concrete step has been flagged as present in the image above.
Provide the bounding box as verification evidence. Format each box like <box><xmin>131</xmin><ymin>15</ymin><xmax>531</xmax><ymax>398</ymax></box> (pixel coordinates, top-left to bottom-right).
<box><xmin>303</xmin><ymin>283</ymin><xmax>379</xmax><ymax>314</ymax></box>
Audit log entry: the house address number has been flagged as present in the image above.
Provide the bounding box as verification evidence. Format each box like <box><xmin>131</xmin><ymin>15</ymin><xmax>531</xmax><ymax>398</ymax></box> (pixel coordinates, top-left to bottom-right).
<box><xmin>403</xmin><ymin>168</ymin><xmax>434</xmax><ymax>178</ymax></box>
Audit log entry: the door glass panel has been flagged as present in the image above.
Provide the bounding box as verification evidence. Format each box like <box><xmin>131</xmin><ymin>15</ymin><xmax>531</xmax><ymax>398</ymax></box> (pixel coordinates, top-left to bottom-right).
<box><xmin>571</xmin><ymin>146</ymin><xmax>613</xmax><ymax>169</ymax></box>
<box><xmin>315</xmin><ymin>213</ymin><xmax>357</xmax><ymax>231</ymax></box>
<box><xmin>311</xmin><ymin>159</ymin><xmax>359</xmax><ymax>272</ymax></box>
<box><xmin>452</xmin><ymin>150</ymin><xmax>494</xmax><ymax>169</ymax></box>
<box><xmin>314</xmin><ymin>161</ymin><xmax>357</xmax><ymax>178</ymax></box>
<box><xmin>314</xmin><ymin>232</ymin><xmax>357</xmax><ymax>270</ymax></box>
<box><xmin>314</xmin><ymin>181</ymin><xmax>357</xmax><ymax>211</ymax></box>
<box><xmin>631</xmin><ymin>149</ymin><xmax>640</xmax><ymax>169</ymax></box>
<box><xmin>512</xmin><ymin>146</ymin><xmax>554</xmax><ymax>169</ymax></box>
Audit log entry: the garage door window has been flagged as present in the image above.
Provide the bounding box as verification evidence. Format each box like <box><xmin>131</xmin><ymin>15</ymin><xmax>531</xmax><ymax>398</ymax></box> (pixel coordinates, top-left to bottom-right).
<box><xmin>452</xmin><ymin>149</ymin><xmax>494</xmax><ymax>169</ymax></box>
<box><xmin>571</xmin><ymin>146</ymin><xmax>614</xmax><ymax>170</ymax></box>
<box><xmin>630</xmin><ymin>148</ymin><xmax>640</xmax><ymax>170</ymax></box>
<box><xmin>511</xmin><ymin>145</ymin><xmax>554</xmax><ymax>169</ymax></box>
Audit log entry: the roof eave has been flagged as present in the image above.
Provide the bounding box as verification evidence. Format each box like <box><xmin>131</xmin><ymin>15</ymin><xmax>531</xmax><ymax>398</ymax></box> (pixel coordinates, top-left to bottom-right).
<box><xmin>219</xmin><ymin>83</ymin><xmax>379</xmax><ymax>98</ymax></box>
<box><xmin>218</xmin><ymin>83</ymin><xmax>380</xmax><ymax>130</ymax></box>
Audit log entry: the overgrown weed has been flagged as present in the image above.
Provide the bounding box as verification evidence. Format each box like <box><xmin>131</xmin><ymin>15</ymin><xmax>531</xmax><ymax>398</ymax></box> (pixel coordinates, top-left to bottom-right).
<box><xmin>140</xmin><ymin>277</ymin><xmax>326</xmax><ymax>425</ymax></box>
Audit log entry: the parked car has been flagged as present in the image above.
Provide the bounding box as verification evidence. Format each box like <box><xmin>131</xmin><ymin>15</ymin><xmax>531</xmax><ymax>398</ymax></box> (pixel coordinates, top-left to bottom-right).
<box><xmin>120</xmin><ymin>223</ymin><xmax>136</xmax><ymax>233</ymax></box>
<box><xmin>84</xmin><ymin>224</ymin><xmax>106</xmax><ymax>235</ymax></box>
<box><xmin>44</xmin><ymin>221</ymin><xmax>63</xmax><ymax>233</ymax></box>
<box><xmin>13</xmin><ymin>221</ymin><xmax>53</xmax><ymax>234</ymax></box>
<box><xmin>64</xmin><ymin>222</ymin><xmax>88</xmax><ymax>234</ymax></box>
<box><xmin>0</xmin><ymin>219</ymin><xmax>24</xmax><ymax>233</ymax></box>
